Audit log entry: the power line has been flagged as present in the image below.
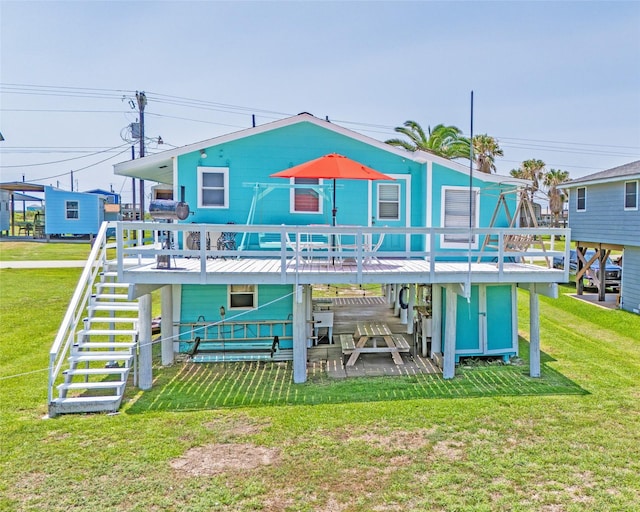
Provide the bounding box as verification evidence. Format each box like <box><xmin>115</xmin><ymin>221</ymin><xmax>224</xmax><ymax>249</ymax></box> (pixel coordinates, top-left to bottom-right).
<box><xmin>0</xmin><ymin>142</ymin><xmax>132</xmax><ymax>168</ymax></box>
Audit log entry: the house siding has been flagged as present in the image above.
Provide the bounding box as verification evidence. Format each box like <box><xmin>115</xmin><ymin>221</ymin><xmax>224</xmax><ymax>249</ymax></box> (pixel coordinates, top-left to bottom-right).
<box><xmin>441</xmin><ymin>284</ymin><xmax>517</xmax><ymax>360</ymax></box>
<box><xmin>177</xmin><ymin>122</ymin><xmax>424</xmax><ymax>231</ymax></box>
<box><xmin>44</xmin><ymin>187</ymin><xmax>104</xmax><ymax>235</ymax></box>
<box><xmin>568</xmin><ymin>181</ymin><xmax>640</xmax><ymax>247</ymax></box>
<box><xmin>178</xmin><ymin>284</ymin><xmax>295</xmax><ymax>351</ymax></box>
<box><xmin>0</xmin><ymin>189</ymin><xmax>9</xmax><ymax>232</ymax></box>
<box><xmin>621</xmin><ymin>247</ymin><xmax>640</xmax><ymax>314</ymax></box>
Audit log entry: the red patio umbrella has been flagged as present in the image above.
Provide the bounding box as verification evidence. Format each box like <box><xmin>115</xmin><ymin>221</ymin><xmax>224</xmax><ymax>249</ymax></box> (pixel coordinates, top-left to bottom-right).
<box><xmin>270</xmin><ymin>153</ymin><xmax>394</xmax><ymax>226</ymax></box>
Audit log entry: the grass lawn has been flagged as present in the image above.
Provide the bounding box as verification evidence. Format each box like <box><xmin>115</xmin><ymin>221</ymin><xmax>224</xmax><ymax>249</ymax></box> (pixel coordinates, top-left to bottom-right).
<box><xmin>0</xmin><ymin>241</ymin><xmax>92</xmax><ymax>261</ymax></box>
<box><xmin>1</xmin><ymin>267</ymin><xmax>639</xmax><ymax>511</ymax></box>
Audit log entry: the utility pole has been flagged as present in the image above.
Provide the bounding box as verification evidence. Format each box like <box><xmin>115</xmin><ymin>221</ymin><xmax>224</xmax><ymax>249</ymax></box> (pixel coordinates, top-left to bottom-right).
<box><xmin>136</xmin><ymin>91</ymin><xmax>147</xmax><ymax>221</ymax></box>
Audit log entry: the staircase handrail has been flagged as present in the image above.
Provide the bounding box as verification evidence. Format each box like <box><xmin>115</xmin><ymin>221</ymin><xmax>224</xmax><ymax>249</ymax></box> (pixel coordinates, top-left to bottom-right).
<box><xmin>48</xmin><ymin>221</ymin><xmax>114</xmax><ymax>404</ymax></box>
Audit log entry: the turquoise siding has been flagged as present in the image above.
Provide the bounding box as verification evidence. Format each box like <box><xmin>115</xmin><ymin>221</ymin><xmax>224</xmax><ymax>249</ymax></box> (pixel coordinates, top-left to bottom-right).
<box><xmin>441</xmin><ymin>284</ymin><xmax>515</xmax><ymax>360</ymax></box>
<box><xmin>178</xmin><ymin>284</ymin><xmax>294</xmax><ymax>352</ymax></box>
<box><xmin>44</xmin><ymin>186</ymin><xmax>104</xmax><ymax>235</ymax></box>
<box><xmin>177</xmin><ymin>122</ymin><xmax>422</xmax><ymax>250</ymax></box>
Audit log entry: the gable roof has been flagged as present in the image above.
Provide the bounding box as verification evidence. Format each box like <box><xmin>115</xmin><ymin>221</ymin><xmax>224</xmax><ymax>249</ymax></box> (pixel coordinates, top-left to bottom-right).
<box><xmin>563</xmin><ymin>160</ymin><xmax>640</xmax><ymax>188</ymax></box>
<box><xmin>113</xmin><ymin>113</ymin><xmax>518</xmax><ymax>186</ymax></box>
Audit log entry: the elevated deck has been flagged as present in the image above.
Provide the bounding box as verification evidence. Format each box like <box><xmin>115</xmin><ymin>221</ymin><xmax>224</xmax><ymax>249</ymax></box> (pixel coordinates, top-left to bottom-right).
<box><xmin>114</xmin><ymin>222</ymin><xmax>570</xmax><ymax>288</ymax></box>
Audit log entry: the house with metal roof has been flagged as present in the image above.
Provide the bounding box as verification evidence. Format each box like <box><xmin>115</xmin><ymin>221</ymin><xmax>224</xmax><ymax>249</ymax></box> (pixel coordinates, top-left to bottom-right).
<box><xmin>562</xmin><ymin>160</ymin><xmax>640</xmax><ymax>313</ymax></box>
<box><xmin>47</xmin><ymin>113</ymin><xmax>569</xmax><ymax>416</ymax></box>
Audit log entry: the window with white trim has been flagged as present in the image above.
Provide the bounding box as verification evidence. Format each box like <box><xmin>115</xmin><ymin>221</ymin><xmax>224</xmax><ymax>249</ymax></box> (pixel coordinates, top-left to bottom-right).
<box><xmin>377</xmin><ymin>183</ymin><xmax>400</xmax><ymax>220</ymax></box>
<box><xmin>198</xmin><ymin>167</ymin><xmax>229</xmax><ymax>208</ymax></box>
<box><xmin>624</xmin><ymin>181</ymin><xmax>638</xmax><ymax>210</ymax></box>
<box><xmin>65</xmin><ymin>200</ymin><xmax>79</xmax><ymax>220</ymax></box>
<box><xmin>576</xmin><ymin>187</ymin><xmax>586</xmax><ymax>211</ymax></box>
<box><xmin>228</xmin><ymin>284</ymin><xmax>257</xmax><ymax>310</ymax></box>
<box><xmin>441</xmin><ymin>187</ymin><xmax>479</xmax><ymax>247</ymax></box>
<box><xmin>291</xmin><ymin>178</ymin><xmax>322</xmax><ymax>213</ymax></box>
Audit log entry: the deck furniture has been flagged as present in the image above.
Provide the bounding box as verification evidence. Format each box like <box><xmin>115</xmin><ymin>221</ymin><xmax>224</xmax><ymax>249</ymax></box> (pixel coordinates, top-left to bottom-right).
<box><xmin>344</xmin><ymin>321</ymin><xmax>409</xmax><ymax>366</ymax></box>
<box><xmin>312</xmin><ymin>311</ymin><xmax>334</xmax><ymax>345</ymax></box>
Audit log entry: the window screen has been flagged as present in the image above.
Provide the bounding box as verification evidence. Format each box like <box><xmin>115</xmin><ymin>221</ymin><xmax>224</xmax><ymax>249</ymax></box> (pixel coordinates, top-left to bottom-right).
<box><xmin>378</xmin><ymin>183</ymin><xmax>400</xmax><ymax>220</ymax></box>
<box><xmin>443</xmin><ymin>188</ymin><xmax>477</xmax><ymax>243</ymax></box>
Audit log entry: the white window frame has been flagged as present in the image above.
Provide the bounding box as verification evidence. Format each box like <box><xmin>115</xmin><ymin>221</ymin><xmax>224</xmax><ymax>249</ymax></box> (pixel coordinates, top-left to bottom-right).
<box><xmin>440</xmin><ymin>186</ymin><xmax>480</xmax><ymax>249</ymax></box>
<box><xmin>289</xmin><ymin>178</ymin><xmax>323</xmax><ymax>214</ymax></box>
<box><xmin>65</xmin><ymin>200</ymin><xmax>79</xmax><ymax>220</ymax></box>
<box><xmin>228</xmin><ymin>284</ymin><xmax>257</xmax><ymax>310</ymax></box>
<box><xmin>624</xmin><ymin>181</ymin><xmax>638</xmax><ymax>211</ymax></box>
<box><xmin>576</xmin><ymin>187</ymin><xmax>586</xmax><ymax>212</ymax></box>
<box><xmin>197</xmin><ymin>167</ymin><xmax>229</xmax><ymax>209</ymax></box>
<box><xmin>377</xmin><ymin>183</ymin><xmax>401</xmax><ymax>221</ymax></box>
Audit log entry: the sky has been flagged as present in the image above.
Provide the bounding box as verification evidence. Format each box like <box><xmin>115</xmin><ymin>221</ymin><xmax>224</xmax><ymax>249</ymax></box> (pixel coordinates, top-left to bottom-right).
<box><xmin>1</xmin><ymin>0</ymin><xmax>639</xmax><ymax>203</ymax></box>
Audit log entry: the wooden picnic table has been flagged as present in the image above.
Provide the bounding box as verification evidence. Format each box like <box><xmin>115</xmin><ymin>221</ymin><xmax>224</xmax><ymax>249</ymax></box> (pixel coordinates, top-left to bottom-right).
<box><xmin>344</xmin><ymin>321</ymin><xmax>410</xmax><ymax>367</ymax></box>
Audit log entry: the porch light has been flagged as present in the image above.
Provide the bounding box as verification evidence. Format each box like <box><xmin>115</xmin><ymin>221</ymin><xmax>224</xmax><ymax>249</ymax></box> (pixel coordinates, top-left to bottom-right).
<box><xmin>219</xmin><ymin>306</ymin><xmax>226</xmax><ymax>318</ymax></box>
<box><xmin>200</xmin><ymin>149</ymin><xmax>207</xmax><ymax>159</ymax></box>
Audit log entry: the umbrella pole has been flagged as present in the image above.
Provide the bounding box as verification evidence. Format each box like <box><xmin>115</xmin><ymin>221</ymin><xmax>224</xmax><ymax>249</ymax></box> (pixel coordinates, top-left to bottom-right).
<box><xmin>331</xmin><ymin>178</ymin><xmax>337</xmax><ymax>264</ymax></box>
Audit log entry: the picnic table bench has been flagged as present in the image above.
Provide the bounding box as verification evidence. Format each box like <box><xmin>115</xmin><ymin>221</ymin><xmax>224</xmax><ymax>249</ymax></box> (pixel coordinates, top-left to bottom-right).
<box><xmin>342</xmin><ymin>322</ymin><xmax>410</xmax><ymax>367</ymax></box>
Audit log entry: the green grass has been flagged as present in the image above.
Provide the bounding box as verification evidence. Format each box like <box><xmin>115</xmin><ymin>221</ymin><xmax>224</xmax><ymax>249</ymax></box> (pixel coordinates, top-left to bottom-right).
<box><xmin>0</xmin><ymin>241</ymin><xmax>92</xmax><ymax>261</ymax></box>
<box><xmin>1</xmin><ymin>267</ymin><xmax>639</xmax><ymax>511</ymax></box>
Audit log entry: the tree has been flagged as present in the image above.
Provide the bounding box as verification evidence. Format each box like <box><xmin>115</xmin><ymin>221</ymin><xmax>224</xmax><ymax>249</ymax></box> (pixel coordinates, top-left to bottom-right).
<box><xmin>510</xmin><ymin>159</ymin><xmax>546</xmax><ymax>200</ymax></box>
<box><xmin>473</xmin><ymin>134</ymin><xmax>504</xmax><ymax>173</ymax></box>
<box><xmin>543</xmin><ymin>168</ymin><xmax>570</xmax><ymax>227</ymax></box>
<box><xmin>386</xmin><ymin>120</ymin><xmax>470</xmax><ymax>160</ymax></box>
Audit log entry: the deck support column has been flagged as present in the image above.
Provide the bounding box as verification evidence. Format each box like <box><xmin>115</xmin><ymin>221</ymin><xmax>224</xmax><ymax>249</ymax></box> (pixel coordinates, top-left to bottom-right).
<box><xmin>431</xmin><ymin>285</ymin><xmax>442</xmax><ymax>358</ymax></box>
<box><xmin>138</xmin><ymin>293</ymin><xmax>153</xmax><ymax>390</ymax></box>
<box><xmin>394</xmin><ymin>284</ymin><xmax>401</xmax><ymax>317</ymax></box>
<box><xmin>161</xmin><ymin>285</ymin><xmax>174</xmax><ymax>366</ymax></box>
<box><xmin>443</xmin><ymin>285</ymin><xmax>457</xmax><ymax>379</ymax></box>
<box><xmin>292</xmin><ymin>285</ymin><xmax>307</xmax><ymax>384</ymax></box>
<box><xmin>406</xmin><ymin>284</ymin><xmax>416</xmax><ymax>334</ymax></box>
<box><xmin>529</xmin><ymin>288</ymin><xmax>541</xmax><ymax>378</ymax></box>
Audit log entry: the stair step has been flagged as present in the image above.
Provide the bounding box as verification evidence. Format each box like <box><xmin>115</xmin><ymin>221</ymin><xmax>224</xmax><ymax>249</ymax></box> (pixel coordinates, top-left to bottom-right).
<box><xmin>58</xmin><ymin>381</ymin><xmax>126</xmax><ymax>391</ymax></box>
<box><xmin>49</xmin><ymin>395</ymin><xmax>122</xmax><ymax>415</ymax></box>
<box><xmin>86</xmin><ymin>317</ymin><xmax>138</xmax><ymax>324</ymax></box>
<box><xmin>80</xmin><ymin>329</ymin><xmax>138</xmax><ymax>336</ymax></box>
<box><xmin>74</xmin><ymin>341</ymin><xmax>136</xmax><ymax>350</ymax></box>
<box><xmin>90</xmin><ymin>303</ymin><xmax>139</xmax><ymax>311</ymax></box>
<box><xmin>70</xmin><ymin>353</ymin><xmax>134</xmax><ymax>363</ymax></box>
<box><xmin>64</xmin><ymin>367</ymin><xmax>131</xmax><ymax>377</ymax></box>
<box><xmin>96</xmin><ymin>282</ymin><xmax>130</xmax><ymax>289</ymax></box>
<box><xmin>94</xmin><ymin>293</ymin><xmax>130</xmax><ymax>300</ymax></box>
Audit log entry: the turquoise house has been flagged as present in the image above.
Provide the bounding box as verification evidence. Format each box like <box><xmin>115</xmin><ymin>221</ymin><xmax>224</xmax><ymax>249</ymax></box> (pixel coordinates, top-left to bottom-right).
<box><xmin>110</xmin><ymin>114</ymin><xmax>565</xmax><ymax>380</ymax></box>
<box><xmin>49</xmin><ymin>113</ymin><xmax>570</xmax><ymax>415</ymax></box>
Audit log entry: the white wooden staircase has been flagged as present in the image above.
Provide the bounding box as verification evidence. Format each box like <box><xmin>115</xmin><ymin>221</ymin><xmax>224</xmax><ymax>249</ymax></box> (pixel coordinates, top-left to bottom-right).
<box><xmin>48</xmin><ymin>223</ymin><xmax>139</xmax><ymax>417</ymax></box>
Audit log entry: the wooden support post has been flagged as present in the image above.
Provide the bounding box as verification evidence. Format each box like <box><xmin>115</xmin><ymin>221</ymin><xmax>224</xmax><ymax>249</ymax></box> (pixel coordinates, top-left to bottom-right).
<box><xmin>138</xmin><ymin>293</ymin><xmax>153</xmax><ymax>390</ymax></box>
<box><xmin>292</xmin><ymin>285</ymin><xmax>307</xmax><ymax>384</ymax></box>
<box><xmin>598</xmin><ymin>250</ymin><xmax>607</xmax><ymax>302</ymax></box>
<box><xmin>161</xmin><ymin>285</ymin><xmax>174</xmax><ymax>366</ymax></box>
<box><xmin>529</xmin><ymin>288</ymin><xmax>541</xmax><ymax>378</ymax></box>
<box><xmin>443</xmin><ymin>285</ymin><xmax>457</xmax><ymax>379</ymax></box>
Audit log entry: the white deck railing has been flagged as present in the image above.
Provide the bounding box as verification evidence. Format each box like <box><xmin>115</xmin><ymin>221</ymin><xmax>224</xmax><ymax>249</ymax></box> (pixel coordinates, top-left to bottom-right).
<box><xmin>115</xmin><ymin>222</ymin><xmax>570</xmax><ymax>274</ymax></box>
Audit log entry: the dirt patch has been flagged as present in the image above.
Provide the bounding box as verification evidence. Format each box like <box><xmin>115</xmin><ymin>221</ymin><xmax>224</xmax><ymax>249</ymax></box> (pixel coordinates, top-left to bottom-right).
<box><xmin>170</xmin><ymin>443</ymin><xmax>280</xmax><ymax>476</ymax></box>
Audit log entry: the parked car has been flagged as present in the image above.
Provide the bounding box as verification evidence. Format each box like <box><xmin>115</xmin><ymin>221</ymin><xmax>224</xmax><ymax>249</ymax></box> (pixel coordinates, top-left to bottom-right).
<box><xmin>553</xmin><ymin>250</ymin><xmax>622</xmax><ymax>291</ymax></box>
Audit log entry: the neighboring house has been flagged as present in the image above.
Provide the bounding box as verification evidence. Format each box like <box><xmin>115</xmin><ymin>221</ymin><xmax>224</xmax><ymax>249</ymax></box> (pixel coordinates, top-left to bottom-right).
<box><xmin>0</xmin><ymin>189</ymin><xmax>10</xmax><ymax>234</ymax></box>
<box><xmin>44</xmin><ymin>186</ymin><xmax>105</xmax><ymax>237</ymax></box>
<box><xmin>563</xmin><ymin>160</ymin><xmax>640</xmax><ymax>313</ymax></box>
<box><xmin>48</xmin><ymin>113</ymin><xmax>569</xmax><ymax>416</ymax></box>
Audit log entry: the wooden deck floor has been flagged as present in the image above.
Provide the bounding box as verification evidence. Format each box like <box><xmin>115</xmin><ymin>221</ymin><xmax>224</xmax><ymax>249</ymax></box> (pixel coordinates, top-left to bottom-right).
<box><xmin>307</xmin><ymin>295</ymin><xmax>441</xmax><ymax>378</ymax></box>
<box><xmin>122</xmin><ymin>255</ymin><xmax>565</xmax><ymax>286</ymax></box>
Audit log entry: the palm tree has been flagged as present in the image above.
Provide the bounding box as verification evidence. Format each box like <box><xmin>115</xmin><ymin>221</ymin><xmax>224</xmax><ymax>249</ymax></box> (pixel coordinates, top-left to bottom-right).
<box><xmin>386</xmin><ymin>121</ymin><xmax>470</xmax><ymax>160</ymax></box>
<box><xmin>473</xmin><ymin>134</ymin><xmax>503</xmax><ymax>173</ymax></box>
<box><xmin>510</xmin><ymin>159</ymin><xmax>546</xmax><ymax>200</ymax></box>
<box><xmin>543</xmin><ymin>168</ymin><xmax>570</xmax><ymax>227</ymax></box>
